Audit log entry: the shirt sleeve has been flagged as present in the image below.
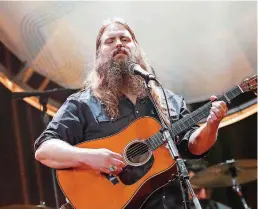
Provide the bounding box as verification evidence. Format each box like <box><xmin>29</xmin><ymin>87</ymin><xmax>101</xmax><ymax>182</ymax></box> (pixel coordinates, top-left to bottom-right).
<box><xmin>34</xmin><ymin>96</ymin><xmax>87</xmax><ymax>151</ymax></box>
<box><xmin>175</xmin><ymin>97</ymin><xmax>209</xmax><ymax>159</ymax></box>
<box><xmin>164</xmin><ymin>89</ymin><xmax>209</xmax><ymax>159</ymax></box>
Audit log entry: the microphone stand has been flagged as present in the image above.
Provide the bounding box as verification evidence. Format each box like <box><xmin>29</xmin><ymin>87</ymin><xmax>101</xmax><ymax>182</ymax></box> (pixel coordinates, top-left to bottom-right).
<box><xmin>12</xmin><ymin>88</ymin><xmax>78</xmax><ymax>209</ymax></box>
<box><xmin>143</xmin><ymin>77</ymin><xmax>202</xmax><ymax>209</ymax></box>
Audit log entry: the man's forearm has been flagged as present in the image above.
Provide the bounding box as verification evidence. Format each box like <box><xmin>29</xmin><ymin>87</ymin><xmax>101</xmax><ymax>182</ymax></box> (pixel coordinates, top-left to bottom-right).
<box><xmin>35</xmin><ymin>139</ymin><xmax>90</xmax><ymax>169</ymax></box>
<box><xmin>188</xmin><ymin>122</ymin><xmax>219</xmax><ymax>155</ymax></box>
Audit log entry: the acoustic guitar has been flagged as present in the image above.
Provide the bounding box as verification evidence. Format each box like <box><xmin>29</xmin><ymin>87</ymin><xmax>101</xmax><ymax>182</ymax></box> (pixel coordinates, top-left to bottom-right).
<box><xmin>56</xmin><ymin>75</ymin><xmax>257</xmax><ymax>209</ymax></box>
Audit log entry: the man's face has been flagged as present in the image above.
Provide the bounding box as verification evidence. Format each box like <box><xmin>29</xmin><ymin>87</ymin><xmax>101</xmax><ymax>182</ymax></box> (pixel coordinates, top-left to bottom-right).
<box><xmin>99</xmin><ymin>23</ymin><xmax>137</xmax><ymax>63</ymax></box>
<box><xmin>95</xmin><ymin>22</ymin><xmax>147</xmax><ymax>98</ymax></box>
<box><xmin>189</xmin><ymin>171</ymin><xmax>211</xmax><ymax>200</ymax></box>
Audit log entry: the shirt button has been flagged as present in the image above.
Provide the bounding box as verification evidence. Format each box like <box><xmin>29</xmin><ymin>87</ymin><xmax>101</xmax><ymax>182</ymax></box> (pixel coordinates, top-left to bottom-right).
<box><xmin>163</xmin><ymin>196</ymin><xmax>166</xmax><ymax>199</ymax></box>
<box><xmin>136</xmin><ymin>110</ymin><xmax>139</xmax><ymax>114</ymax></box>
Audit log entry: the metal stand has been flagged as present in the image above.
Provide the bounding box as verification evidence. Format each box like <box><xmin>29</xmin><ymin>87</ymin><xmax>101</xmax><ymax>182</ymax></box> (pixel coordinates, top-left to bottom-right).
<box><xmin>227</xmin><ymin>159</ymin><xmax>251</xmax><ymax>209</ymax></box>
<box><xmin>12</xmin><ymin>88</ymin><xmax>78</xmax><ymax>209</ymax></box>
<box><xmin>144</xmin><ymin>78</ymin><xmax>202</xmax><ymax>209</ymax></box>
<box><xmin>39</xmin><ymin>95</ymin><xmax>60</xmax><ymax>209</ymax></box>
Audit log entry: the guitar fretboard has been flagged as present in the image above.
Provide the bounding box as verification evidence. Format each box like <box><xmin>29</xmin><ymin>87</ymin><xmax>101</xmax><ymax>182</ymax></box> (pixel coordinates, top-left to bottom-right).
<box><xmin>146</xmin><ymin>85</ymin><xmax>243</xmax><ymax>151</ymax></box>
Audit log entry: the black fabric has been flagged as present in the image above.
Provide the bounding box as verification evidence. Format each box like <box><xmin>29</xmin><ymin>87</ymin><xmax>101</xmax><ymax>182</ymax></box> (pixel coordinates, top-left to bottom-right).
<box><xmin>35</xmin><ymin>88</ymin><xmax>209</xmax><ymax>209</ymax></box>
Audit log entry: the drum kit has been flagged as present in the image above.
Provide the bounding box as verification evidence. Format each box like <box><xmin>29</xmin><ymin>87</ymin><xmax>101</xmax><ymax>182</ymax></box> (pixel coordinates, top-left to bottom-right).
<box><xmin>0</xmin><ymin>159</ymin><xmax>256</xmax><ymax>209</ymax></box>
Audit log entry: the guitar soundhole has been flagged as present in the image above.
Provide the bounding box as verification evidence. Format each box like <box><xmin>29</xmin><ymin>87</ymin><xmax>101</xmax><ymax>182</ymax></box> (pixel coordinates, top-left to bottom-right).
<box><xmin>124</xmin><ymin>140</ymin><xmax>152</xmax><ymax>166</ymax></box>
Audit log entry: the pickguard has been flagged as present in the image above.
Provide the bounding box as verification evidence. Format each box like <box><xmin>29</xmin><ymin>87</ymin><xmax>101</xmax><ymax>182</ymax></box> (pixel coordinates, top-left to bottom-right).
<box><xmin>119</xmin><ymin>155</ymin><xmax>154</xmax><ymax>185</ymax></box>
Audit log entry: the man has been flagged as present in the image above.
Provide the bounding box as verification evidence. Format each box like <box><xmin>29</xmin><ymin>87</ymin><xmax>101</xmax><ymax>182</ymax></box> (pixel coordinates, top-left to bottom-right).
<box><xmin>34</xmin><ymin>18</ymin><xmax>228</xmax><ymax>209</ymax></box>
<box><xmin>160</xmin><ymin>160</ymin><xmax>232</xmax><ymax>209</ymax></box>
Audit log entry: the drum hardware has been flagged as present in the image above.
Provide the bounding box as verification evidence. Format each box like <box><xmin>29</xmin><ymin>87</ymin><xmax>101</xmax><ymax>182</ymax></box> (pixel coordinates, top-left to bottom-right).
<box><xmin>191</xmin><ymin>159</ymin><xmax>257</xmax><ymax>209</ymax></box>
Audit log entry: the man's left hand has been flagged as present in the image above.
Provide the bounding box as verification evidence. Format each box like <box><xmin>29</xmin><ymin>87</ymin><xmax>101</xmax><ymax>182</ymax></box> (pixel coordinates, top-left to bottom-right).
<box><xmin>207</xmin><ymin>95</ymin><xmax>228</xmax><ymax>125</ymax></box>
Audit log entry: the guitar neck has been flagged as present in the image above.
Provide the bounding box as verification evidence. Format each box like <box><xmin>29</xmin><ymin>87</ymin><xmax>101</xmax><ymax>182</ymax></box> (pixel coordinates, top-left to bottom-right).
<box><xmin>147</xmin><ymin>85</ymin><xmax>243</xmax><ymax>150</ymax></box>
<box><xmin>171</xmin><ymin>85</ymin><xmax>243</xmax><ymax>136</ymax></box>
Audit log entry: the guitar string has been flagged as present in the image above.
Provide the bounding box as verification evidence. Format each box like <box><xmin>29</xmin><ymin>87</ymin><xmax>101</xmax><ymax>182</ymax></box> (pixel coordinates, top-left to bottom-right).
<box><xmin>126</xmin><ymin>134</ymin><xmax>163</xmax><ymax>159</ymax></box>
<box><xmin>125</xmin><ymin>141</ymin><xmax>152</xmax><ymax>158</ymax></box>
<box><xmin>126</xmin><ymin>148</ymin><xmax>149</xmax><ymax>160</ymax></box>
<box><xmin>126</xmin><ymin>144</ymin><xmax>148</xmax><ymax>157</ymax></box>
<box><xmin>125</xmin><ymin>127</ymin><xmax>181</xmax><ymax>159</ymax></box>
<box><xmin>125</xmin><ymin>132</ymin><xmax>163</xmax><ymax>157</ymax></box>
<box><xmin>125</xmin><ymin>139</ymin><xmax>155</xmax><ymax>159</ymax></box>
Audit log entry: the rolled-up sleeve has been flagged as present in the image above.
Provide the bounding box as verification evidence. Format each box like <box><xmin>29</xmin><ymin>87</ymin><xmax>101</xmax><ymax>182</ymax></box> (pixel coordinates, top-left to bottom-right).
<box><xmin>34</xmin><ymin>97</ymin><xmax>87</xmax><ymax>151</ymax></box>
<box><xmin>175</xmin><ymin>98</ymin><xmax>208</xmax><ymax>159</ymax></box>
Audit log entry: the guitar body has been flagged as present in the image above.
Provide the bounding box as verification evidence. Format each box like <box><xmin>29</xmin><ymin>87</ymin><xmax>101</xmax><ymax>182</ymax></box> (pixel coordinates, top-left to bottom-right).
<box><xmin>56</xmin><ymin>117</ymin><xmax>176</xmax><ymax>209</ymax></box>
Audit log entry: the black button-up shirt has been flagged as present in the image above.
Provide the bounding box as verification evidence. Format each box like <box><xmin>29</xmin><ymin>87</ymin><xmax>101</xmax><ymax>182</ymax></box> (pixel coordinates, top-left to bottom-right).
<box><xmin>35</xmin><ymin>88</ymin><xmax>201</xmax><ymax>159</ymax></box>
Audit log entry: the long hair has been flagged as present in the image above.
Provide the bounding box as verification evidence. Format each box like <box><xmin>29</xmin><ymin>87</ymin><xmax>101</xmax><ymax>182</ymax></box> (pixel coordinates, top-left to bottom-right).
<box><xmin>83</xmin><ymin>18</ymin><xmax>170</xmax><ymax>124</ymax></box>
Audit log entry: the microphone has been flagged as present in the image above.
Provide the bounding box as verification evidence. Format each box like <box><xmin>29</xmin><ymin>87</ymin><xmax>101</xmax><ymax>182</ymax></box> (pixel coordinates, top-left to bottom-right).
<box><xmin>128</xmin><ymin>62</ymin><xmax>156</xmax><ymax>81</ymax></box>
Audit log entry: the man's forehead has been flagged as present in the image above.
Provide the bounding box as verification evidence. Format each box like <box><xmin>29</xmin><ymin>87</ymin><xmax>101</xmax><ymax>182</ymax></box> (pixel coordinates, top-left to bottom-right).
<box><xmin>102</xmin><ymin>24</ymin><xmax>131</xmax><ymax>38</ymax></box>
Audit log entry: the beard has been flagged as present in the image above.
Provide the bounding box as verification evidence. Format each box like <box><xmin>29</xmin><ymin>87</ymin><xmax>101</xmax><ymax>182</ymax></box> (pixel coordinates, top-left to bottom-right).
<box><xmin>96</xmin><ymin>48</ymin><xmax>147</xmax><ymax>99</ymax></box>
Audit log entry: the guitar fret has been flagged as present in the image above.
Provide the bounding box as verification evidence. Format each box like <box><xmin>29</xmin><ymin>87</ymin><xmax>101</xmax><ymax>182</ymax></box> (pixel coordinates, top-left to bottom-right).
<box><xmin>185</xmin><ymin>119</ymin><xmax>191</xmax><ymax>127</ymax></box>
<box><xmin>156</xmin><ymin>132</ymin><xmax>163</xmax><ymax>146</ymax></box>
<box><xmin>152</xmin><ymin>134</ymin><xmax>159</xmax><ymax>148</ymax></box>
<box><xmin>228</xmin><ymin>91</ymin><xmax>234</xmax><ymax>100</ymax></box>
<box><xmin>172</xmin><ymin>126</ymin><xmax>179</xmax><ymax>135</ymax></box>
<box><xmin>172</xmin><ymin>123</ymin><xmax>181</xmax><ymax>135</ymax></box>
<box><xmin>156</xmin><ymin>132</ymin><xmax>163</xmax><ymax>145</ymax></box>
<box><xmin>150</xmin><ymin>136</ymin><xmax>157</xmax><ymax>149</ymax></box>
<box><xmin>233</xmin><ymin>89</ymin><xmax>240</xmax><ymax>96</ymax></box>
<box><xmin>153</xmin><ymin>136</ymin><xmax>158</xmax><ymax>148</ymax></box>
<box><xmin>179</xmin><ymin>120</ymin><xmax>187</xmax><ymax>130</ymax></box>
<box><xmin>147</xmin><ymin>131</ymin><xmax>165</xmax><ymax>151</ymax></box>
<box><xmin>189</xmin><ymin>116</ymin><xmax>196</xmax><ymax>126</ymax></box>
<box><xmin>193</xmin><ymin>112</ymin><xmax>200</xmax><ymax>121</ymax></box>
<box><xmin>223</xmin><ymin>94</ymin><xmax>231</xmax><ymax>103</ymax></box>
<box><xmin>147</xmin><ymin>138</ymin><xmax>155</xmax><ymax>150</ymax></box>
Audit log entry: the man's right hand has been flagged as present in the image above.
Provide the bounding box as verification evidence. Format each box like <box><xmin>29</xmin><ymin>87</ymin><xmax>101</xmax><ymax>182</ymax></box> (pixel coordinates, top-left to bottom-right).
<box><xmin>81</xmin><ymin>148</ymin><xmax>126</xmax><ymax>175</ymax></box>
<box><xmin>35</xmin><ymin>140</ymin><xmax>126</xmax><ymax>172</ymax></box>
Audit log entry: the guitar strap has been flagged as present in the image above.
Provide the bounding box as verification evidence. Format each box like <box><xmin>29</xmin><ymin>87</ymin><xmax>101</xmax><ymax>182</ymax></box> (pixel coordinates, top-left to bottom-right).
<box><xmin>149</xmin><ymin>81</ymin><xmax>171</xmax><ymax>128</ymax></box>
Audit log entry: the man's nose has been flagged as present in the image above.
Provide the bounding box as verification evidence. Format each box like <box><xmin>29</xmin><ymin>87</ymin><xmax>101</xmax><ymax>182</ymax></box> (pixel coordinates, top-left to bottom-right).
<box><xmin>115</xmin><ymin>38</ymin><xmax>123</xmax><ymax>47</ymax></box>
<box><xmin>198</xmin><ymin>188</ymin><xmax>208</xmax><ymax>199</ymax></box>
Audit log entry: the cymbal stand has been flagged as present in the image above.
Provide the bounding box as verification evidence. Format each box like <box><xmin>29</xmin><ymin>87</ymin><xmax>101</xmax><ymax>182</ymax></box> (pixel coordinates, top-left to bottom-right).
<box><xmin>227</xmin><ymin>159</ymin><xmax>251</xmax><ymax>209</ymax></box>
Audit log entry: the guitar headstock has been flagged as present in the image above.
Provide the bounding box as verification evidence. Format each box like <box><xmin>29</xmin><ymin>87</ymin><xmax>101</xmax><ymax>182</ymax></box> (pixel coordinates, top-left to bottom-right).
<box><xmin>239</xmin><ymin>74</ymin><xmax>257</xmax><ymax>93</ymax></box>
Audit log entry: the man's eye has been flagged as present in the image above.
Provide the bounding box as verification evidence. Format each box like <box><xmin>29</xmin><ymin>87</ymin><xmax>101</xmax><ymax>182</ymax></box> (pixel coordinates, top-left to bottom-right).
<box><xmin>122</xmin><ymin>37</ymin><xmax>129</xmax><ymax>42</ymax></box>
<box><xmin>106</xmin><ymin>39</ymin><xmax>113</xmax><ymax>44</ymax></box>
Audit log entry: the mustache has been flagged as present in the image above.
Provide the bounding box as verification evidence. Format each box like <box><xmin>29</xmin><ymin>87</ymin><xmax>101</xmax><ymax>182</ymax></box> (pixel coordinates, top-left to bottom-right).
<box><xmin>112</xmin><ymin>47</ymin><xmax>129</xmax><ymax>57</ymax></box>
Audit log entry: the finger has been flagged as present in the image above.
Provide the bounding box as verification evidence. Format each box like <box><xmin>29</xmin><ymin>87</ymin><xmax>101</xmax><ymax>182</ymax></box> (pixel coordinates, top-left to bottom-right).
<box><xmin>213</xmin><ymin>101</ymin><xmax>227</xmax><ymax>110</ymax></box>
<box><xmin>210</xmin><ymin>95</ymin><xmax>217</xmax><ymax>102</ymax></box>
<box><xmin>213</xmin><ymin>104</ymin><xmax>227</xmax><ymax>117</ymax></box>
<box><xmin>211</xmin><ymin>106</ymin><xmax>222</xmax><ymax>118</ymax></box>
<box><xmin>110</xmin><ymin>158</ymin><xmax>126</xmax><ymax>168</ymax></box>
<box><xmin>207</xmin><ymin>115</ymin><xmax>212</xmax><ymax>122</ymax></box>
<box><xmin>210</xmin><ymin>111</ymin><xmax>218</xmax><ymax>121</ymax></box>
<box><xmin>113</xmin><ymin>167</ymin><xmax>123</xmax><ymax>175</ymax></box>
<box><xmin>110</xmin><ymin>151</ymin><xmax>124</xmax><ymax>161</ymax></box>
<box><xmin>100</xmin><ymin>168</ymin><xmax>112</xmax><ymax>174</ymax></box>
<box><xmin>106</xmin><ymin>165</ymin><xmax>121</xmax><ymax>176</ymax></box>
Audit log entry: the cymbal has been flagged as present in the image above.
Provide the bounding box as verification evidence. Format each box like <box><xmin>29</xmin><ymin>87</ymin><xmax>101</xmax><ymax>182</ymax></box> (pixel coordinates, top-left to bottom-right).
<box><xmin>0</xmin><ymin>205</ymin><xmax>53</xmax><ymax>209</ymax></box>
<box><xmin>190</xmin><ymin>159</ymin><xmax>257</xmax><ymax>188</ymax></box>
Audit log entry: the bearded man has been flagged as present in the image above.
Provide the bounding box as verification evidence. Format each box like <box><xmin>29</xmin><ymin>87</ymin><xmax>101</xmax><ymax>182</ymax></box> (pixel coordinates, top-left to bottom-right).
<box><xmin>35</xmin><ymin>18</ymin><xmax>228</xmax><ymax>209</ymax></box>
